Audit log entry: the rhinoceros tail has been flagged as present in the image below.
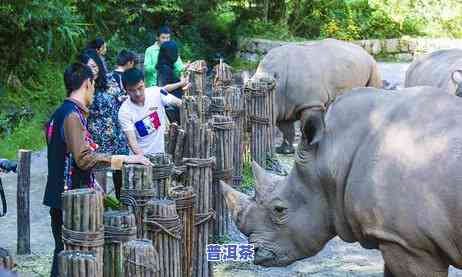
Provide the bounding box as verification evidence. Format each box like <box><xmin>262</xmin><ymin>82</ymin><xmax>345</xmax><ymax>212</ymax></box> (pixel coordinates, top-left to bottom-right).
<box><xmin>366</xmin><ymin>62</ymin><xmax>383</xmax><ymax>88</ymax></box>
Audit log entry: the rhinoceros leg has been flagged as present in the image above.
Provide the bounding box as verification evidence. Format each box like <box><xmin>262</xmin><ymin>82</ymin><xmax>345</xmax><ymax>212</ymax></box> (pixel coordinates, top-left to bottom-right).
<box><xmin>380</xmin><ymin>243</ymin><xmax>448</xmax><ymax>277</ymax></box>
<box><xmin>384</xmin><ymin>265</ymin><xmax>395</xmax><ymax>277</ymax></box>
<box><xmin>275</xmin><ymin>120</ymin><xmax>295</xmax><ymax>154</ymax></box>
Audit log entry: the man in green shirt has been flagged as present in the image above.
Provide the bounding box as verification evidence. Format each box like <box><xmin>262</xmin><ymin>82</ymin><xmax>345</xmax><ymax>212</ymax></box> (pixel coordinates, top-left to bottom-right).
<box><xmin>144</xmin><ymin>26</ymin><xmax>184</xmax><ymax>87</ymax></box>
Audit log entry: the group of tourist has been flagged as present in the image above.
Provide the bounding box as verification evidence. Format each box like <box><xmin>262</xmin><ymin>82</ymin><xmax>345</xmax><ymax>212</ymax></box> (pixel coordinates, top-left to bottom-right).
<box><xmin>42</xmin><ymin>26</ymin><xmax>190</xmax><ymax>277</ymax></box>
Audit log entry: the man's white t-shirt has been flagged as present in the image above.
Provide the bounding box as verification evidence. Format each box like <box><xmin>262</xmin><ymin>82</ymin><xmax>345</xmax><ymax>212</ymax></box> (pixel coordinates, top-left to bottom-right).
<box><xmin>118</xmin><ymin>86</ymin><xmax>177</xmax><ymax>155</ymax></box>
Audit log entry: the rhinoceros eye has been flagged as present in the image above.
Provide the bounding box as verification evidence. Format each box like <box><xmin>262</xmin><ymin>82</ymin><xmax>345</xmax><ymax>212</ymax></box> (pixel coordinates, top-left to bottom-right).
<box><xmin>272</xmin><ymin>205</ymin><xmax>288</xmax><ymax>225</ymax></box>
<box><xmin>274</xmin><ymin>206</ymin><xmax>286</xmax><ymax>213</ymax></box>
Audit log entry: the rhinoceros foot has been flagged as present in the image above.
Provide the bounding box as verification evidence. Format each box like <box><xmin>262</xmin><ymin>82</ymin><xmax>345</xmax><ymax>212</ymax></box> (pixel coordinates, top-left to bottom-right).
<box><xmin>275</xmin><ymin>142</ymin><xmax>295</xmax><ymax>155</ymax></box>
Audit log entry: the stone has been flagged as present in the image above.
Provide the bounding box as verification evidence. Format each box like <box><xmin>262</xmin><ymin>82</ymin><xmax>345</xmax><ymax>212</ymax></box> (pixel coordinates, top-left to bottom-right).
<box><xmin>385</xmin><ymin>39</ymin><xmax>400</xmax><ymax>54</ymax></box>
<box><xmin>240</xmin><ymin>52</ymin><xmax>259</xmax><ymax>63</ymax></box>
<box><xmin>399</xmin><ymin>38</ymin><xmax>410</xmax><ymax>52</ymax></box>
<box><xmin>371</xmin><ymin>39</ymin><xmax>382</xmax><ymax>55</ymax></box>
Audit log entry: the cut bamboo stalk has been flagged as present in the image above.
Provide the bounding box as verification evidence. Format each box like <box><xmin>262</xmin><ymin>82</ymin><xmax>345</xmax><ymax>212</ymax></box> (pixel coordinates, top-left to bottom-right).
<box><xmin>171</xmin><ymin>186</ymin><xmax>196</xmax><ymax>277</ymax></box>
<box><xmin>212</xmin><ymin>60</ymin><xmax>233</xmax><ymax>91</ymax></box>
<box><xmin>244</xmin><ymin>75</ymin><xmax>276</xmax><ymax>167</ymax></box>
<box><xmin>146</xmin><ymin>153</ymin><xmax>174</xmax><ymax>198</ymax></box>
<box><xmin>187</xmin><ymin>60</ymin><xmax>207</xmax><ymax>97</ymax></box>
<box><xmin>62</xmin><ymin>189</ymin><xmax>104</xmax><ymax>276</ymax></box>
<box><xmin>123</xmin><ymin>239</ymin><xmax>159</xmax><ymax>277</ymax></box>
<box><xmin>182</xmin><ymin>118</ymin><xmax>215</xmax><ymax>277</ymax></box>
<box><xmin>144</xmin><ymin>199</ymin><xmax>182</xmax><ymax>277</ymax></box>
<box><xmin>103</xmin><ymin>211</ymin><xmax>136</xmax><ymax>277</ymax></box>
<box><xmin>121</xmin><ymin>164</ymin><xmax>155</xmax><ymax>239</ymax></box>
<box><xmin>210</xmin><ymin>115</ymin><xmax>234</xmax><ymax>239</ymax></box>
<box><xmin>58</xmin><ymin>250</ymin><xmax>97</xmax><ymax>277</ymax></box>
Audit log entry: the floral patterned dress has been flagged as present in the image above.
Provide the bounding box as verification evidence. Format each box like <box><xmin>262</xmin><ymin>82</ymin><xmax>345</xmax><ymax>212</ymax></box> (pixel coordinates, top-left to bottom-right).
<box><xmin>88</xmin><ymin>70</ymin><xmax>129</xmax><ymax>155</ymax></box>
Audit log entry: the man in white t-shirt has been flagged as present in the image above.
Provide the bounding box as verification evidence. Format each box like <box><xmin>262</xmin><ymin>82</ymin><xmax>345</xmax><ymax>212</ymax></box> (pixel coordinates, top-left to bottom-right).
<box><xmin>118</xmin><ymin>68</ymin><xmax>189</xmax><ymax>155</ymax></box>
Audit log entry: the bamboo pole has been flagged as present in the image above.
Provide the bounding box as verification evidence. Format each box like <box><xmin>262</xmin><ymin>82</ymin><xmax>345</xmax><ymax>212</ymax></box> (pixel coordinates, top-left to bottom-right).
<box><xmin>103</xmin><ymin>211</ymin><xmax>136</xmax><ymax>277</ymax></box>
<box><xmin>187</xmin><ymin>60</ymin><xmax>207</xmax><ymax>97</ymax></box>
<box><xmin>123</xmin><ymin>240</ymin><xmax>160</xmax><ymax>277</ymax></box>
<box><xmin>222</xmin><ymin>86</ymin><xmax>245</xmax><ymax>188</ymax></box>
<box><xmin>244</xmin><ymin>75</ymin><xmax>276</xmax><ymax>167</ymax></box>
<box><xmin>58</xmin><ymin>250</ymin><xmax>97</xmax><ymax>277</ymax></box>
<box><xmin>120</xmin><ymin>164</ymin><xmax>155</xmax><ymax>239</ymax></box>
<box><xmin>182</xmin><ymin>117</ymin><xmax>215</xmax><ymax>277</ymax></box>
<box><xmin>212</xmin><ymin>60</ymin><xmax>233</xmax><ymax>91</ymax></box>
<box><xmin>171</xmin><ymin>186</ymin><xmax>196</xmax><ymax>277</ymax></box>
<box><xmin>17</xmin><ymin>149</ymin><xmax>31</xmax><ymax>255</ymax></box>
<box><xmin>146</xmin><ymin>154</ymin><xmax>174</xmax><ymax>199</ymax></box>
<box><xmin>167</xmin><ymin>123</ymin><xmax>179</xmax><ymax>157</ymax></box>
<box><xmin>62</xmin><ymin>189</ymin><xmax>104</xmax><ymax>277</ymax></box>
<box><xmin>144</xmin><ymin>199</ymin><xmax>182</xmax><ymax>277</ymax></box>
<box><xmin>211</xmin><ymin>116</ymin><xmax>234</xmax><ymax>238</ymax></box>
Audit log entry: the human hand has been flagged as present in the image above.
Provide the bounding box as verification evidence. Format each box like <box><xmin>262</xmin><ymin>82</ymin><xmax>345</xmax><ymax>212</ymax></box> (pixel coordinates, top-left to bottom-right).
<box><xmin>180</xmin><ymin>75</ymin><xmax>191</xmax><ymax>92</ymax></box>
<box><xmin>125</xmin><ymin>155</ymin><xmax>153</xmax><ymax>166</ymax></box>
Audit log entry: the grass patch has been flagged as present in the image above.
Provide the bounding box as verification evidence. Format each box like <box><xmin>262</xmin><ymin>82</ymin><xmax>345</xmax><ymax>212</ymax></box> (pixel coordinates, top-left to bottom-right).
<box><xmin>0</xmin><ymin>62</ymin><xmax>65</xmax><ymax>159</ymax></box>
<box><xmin>230</xmin><ymin>58</ymin><xmax>259</xmax><ymax>72</ymax></box>
<box><xmin>15</xmin><ymin>254</ymin><xmax>52</xmax><ymax>277</ymax></box>
<box><xmin>213</xmin><ymin>233</ymin><xmax>234</xmax><ymax>244</ymax></box>
<box><xmin>239</xmin><ymin>160</ymin><xmax>255</xmax><ymax>194</ymax></box>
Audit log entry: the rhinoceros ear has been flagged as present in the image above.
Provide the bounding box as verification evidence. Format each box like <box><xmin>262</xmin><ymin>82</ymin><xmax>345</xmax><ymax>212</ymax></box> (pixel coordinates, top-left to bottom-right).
<box><xmin>300</xmin><ymin>108</ymin><xmax>325</xmax><ymax>145</ymax></box>
<box><xmin>252</xmin><ymin>161</ymin><xmax>275</xmax><ymax>202</ymax></box>
<box><xmin>452</xmin><ymin>70</ymin><xmax>462</xmax><ymax>85</ymax></box>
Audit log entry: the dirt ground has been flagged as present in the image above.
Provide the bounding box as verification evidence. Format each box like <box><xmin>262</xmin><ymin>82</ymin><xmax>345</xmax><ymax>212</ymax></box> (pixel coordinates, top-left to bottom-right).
<box><xmin>2</xmin><ymin>62</ymin><xmax>462</xmax><ymax>276</ymax></box>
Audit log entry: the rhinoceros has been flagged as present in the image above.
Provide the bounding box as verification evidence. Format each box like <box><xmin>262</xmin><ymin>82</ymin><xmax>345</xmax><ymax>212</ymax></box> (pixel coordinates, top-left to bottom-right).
<box><xmin>221</xmin><ymin>86</ymin><xmax>462</xmax><ymax>277</ymax></box>
<box><xmin>405</xmin><ymin>49</ymin><xmax>462</xmax><ymax>96</ymax></box>
<box><xmin>254</xmin><ymin>38</ymin><xmax>382</xmax><ymax>154</ymax></box>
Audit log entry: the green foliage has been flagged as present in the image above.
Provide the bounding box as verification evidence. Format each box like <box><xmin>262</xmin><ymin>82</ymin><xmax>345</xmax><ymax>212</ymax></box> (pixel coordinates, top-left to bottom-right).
<box><xmin>230</xmin><ymin>58</ymin><xmax>259</xmax><ymax>71</ymax></box>
<box><xmin>213</xmin><ymin>233</ymin><xmax>233</xmax><ymax>244</ymax></box>
<box><xmin>0</xmin><ymin>1</ymin><xmax>86</xmax><ymax>81</ymax></box>
<box><xmin>239</xmin><ymin>160</ymin><xmax>255</xmax><ymax>194</ymax></box>
<box><xmin>0</xmin><ymin>63</ymin><xmax>65</xmax><ymax>159</ymax></box>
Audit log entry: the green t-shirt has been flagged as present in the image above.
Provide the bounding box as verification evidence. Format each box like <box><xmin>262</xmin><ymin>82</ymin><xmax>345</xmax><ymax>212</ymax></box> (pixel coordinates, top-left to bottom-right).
<box><xmin>144</xmin><ymin>42</ymin><xmax>184</xmax><ymax>87</ymax></box>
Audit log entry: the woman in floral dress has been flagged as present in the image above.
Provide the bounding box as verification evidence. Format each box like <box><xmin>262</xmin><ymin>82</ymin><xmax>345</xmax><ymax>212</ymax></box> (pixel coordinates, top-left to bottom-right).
<box><xmin>86</xmin><ymin>49</ymin><xmax>137</xmax><ymax>197</ymax></box>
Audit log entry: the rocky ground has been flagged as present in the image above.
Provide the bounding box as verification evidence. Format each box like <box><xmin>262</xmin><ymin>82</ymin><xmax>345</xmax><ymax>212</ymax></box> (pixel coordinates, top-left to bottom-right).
<box><xmin>2</xmin><ymin>62</ymin><xmax>462</xmax><ymax>276</ymax></box>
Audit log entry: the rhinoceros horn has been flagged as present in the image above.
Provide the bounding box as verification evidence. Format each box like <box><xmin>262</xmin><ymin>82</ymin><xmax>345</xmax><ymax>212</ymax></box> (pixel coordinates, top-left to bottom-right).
<box><xmin>220</xmin><ymin>180</ymin><xmax>253</xmax><ymax>234</ymax></box>
<box><xmin>252</xmin><ymin>161</ymin><xmax>276</xmax><ymax>202</ymax></box>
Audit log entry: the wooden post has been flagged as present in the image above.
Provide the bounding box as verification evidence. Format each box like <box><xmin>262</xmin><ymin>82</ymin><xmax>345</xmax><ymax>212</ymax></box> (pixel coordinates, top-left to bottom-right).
<box><xmin>222</xmin><ymin>86</ymin><xmax>245</xmax><ymax>187</ymax></box>
<box><xmin>120</xmin><ymin>164</ymin><xmax>155</xmax><ymax>239</ymax></box>
<box><xmin>62</xmin><ymin>189</ymin><xmax>105</xmax><ymax>277</ymax></box>
<box><xmin>167</xmin><ymin>123</ymin><xmax>179</xmax><ymax>157</ymax></box>
<box><xmin>123</xmin><ymin>240</ymin><xmax>159</xmax><ymax>277</ymax></box>
<box><xmin>211</xmin><ymin>116</ymin><xmax>234</xmax><ymax>239</ymax></box>
<box><xmin>187</xmin><ymin>60</ymin><xmax>207</xmax><ymax>97</ymax></box>
<box><xmin>182</xmin><ymin>117</ymin><xmax>215</xmax><ymax>277</ymax></box>
<box><xmin>212</xmin><ymin>60</ymin><xmax>233</xmax><ymax>91</ymax></box>
<box><xmin>103</xmin><ymin>211</ymin><xmax>136</xmax><ymax>277</ymax></box>
<box><xmin>181</xmin><ymin>96</ymin><xmax>211</xmax><ymax>125</ymax></box>
<box><xmin>244</xmin><ymin>75</ymin><xmax>276</xmax><ymax>167</ymax></box>
<box><xmin>146</xmin><ymin>154</ymin><xmax>174</xmax><ymax>199</ymax></box>
<box><xmin>144</xmin><ymin>199</ymin><xmax>182</xmax><ymax>277</ymax></box>
<box><xmin>16</xmin><ymin>149</ymin><xmax>31</xmax><ymax>255</ymax></box>
<box><xmin>208</xmin><ymin>97</ymin><xmax>225</xmax><ymax>118</ymax></box>
<box><xmin>0</xmin><ymin>247</ymin><xmax>14</xmax><ymax>271</ymax></box>
<box><xmin>58</xmin><ymin>250</ymin><xmax>97</xmax><ymax>277</ymax></box>
<box><xmin>171</xmin><ymin>186</ymin><xmax>196</xmax><ymax>277</ymax></box>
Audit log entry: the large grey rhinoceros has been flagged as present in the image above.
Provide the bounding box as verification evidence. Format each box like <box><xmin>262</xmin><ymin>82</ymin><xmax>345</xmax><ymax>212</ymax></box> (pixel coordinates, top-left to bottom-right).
<box><xmin>255</xmin><ymin>38</ymin><xmax>382</xmax><ymax>154</ymax></box>
<box><xmin>405</xmin><ymin>49</ymin><xmax>462</xmax><ymax>96</ymax></box>
<box><xmin>221</xmin><ymin>86</ymin><xmax>462</xmax><ymax>277</ymax></box>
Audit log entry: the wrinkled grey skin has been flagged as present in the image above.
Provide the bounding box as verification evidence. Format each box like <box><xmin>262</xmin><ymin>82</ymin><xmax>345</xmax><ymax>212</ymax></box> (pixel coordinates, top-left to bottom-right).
<box><xmin>405</xmin><ymin>49</ymin><xmax>462</xmax><ymax>96</ymax></box>
<box><xmin>222</xmin><ymin>86</ymin><xmax>462</xmax><ymax>277</ymax></box>
<box><xmin>254</xmin><ymin>38</ymin><xmax>382</xmax><ymax>154</ymax></box>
